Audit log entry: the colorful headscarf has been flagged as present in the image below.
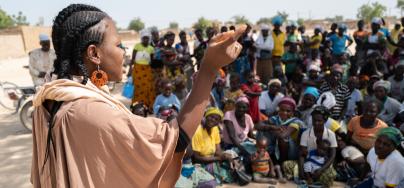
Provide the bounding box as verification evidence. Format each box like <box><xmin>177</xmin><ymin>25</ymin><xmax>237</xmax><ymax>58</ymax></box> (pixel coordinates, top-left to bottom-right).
<box><xmin>278</xmin><ymin>97</ymin><xmax>296</xmax><ymax>109</ymax></box>
<box><xmin>331</xmin><ymin>64</ymin><xmax>344</xmax><ymax>74</ymax></box>
<box><xmin>303</xmin><ymin>87</ymin><xmax>320</xmax><ymax>99</ymax></box>
<box><xmin>268</xmin><ymin>78</ymin><xmax>282</xmax><ymax>87</ymax></box>
<box><xmin>236</xmin><ymin>96</ymin><xmax>250</xmax><ymax>105</ymax></box>
<box><xmin>204</xmin><ymin>107</ymin><xmax>224</xmax><ymax>119</ymax></box>
<box><xmin>308</xmin><ymin>64</ymin><xmax>321</xmax><ymax>72</ymax></box>
<box><xmin>272</xmin><ymin>16</ymin><xmax>283</xmax><ymax>25</ymax></box>
<box><xmin>377</xmin><ymin>127</ymin><xmax>403</xmax><ymax>146</ymax></box>
<box><xmin>373</xmin><ymin>80</ymin><xmax>391</xmax><ymax>92</ymax></box>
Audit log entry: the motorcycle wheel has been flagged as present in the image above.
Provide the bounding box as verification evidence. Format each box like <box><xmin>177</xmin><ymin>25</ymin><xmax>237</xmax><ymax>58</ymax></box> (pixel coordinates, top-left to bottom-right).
<box><xmin>19</xmin><ymin>100</ymin><xmax>34</xmax><ymax>132</ymax></box>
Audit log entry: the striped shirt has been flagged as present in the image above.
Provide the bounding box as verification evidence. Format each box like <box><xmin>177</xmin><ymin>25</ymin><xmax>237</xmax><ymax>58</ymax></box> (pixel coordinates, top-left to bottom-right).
<box><xmin>320</xmin><ymin>82</ymin><xmax>351</xmax><ymax>120</ymax></box>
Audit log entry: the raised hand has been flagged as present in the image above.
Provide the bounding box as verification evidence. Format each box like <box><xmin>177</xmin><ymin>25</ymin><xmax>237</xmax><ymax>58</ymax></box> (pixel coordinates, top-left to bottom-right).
<box><xmin>201</xmin><ymin>25</ymin><xmax>247</xmax><ymax>71</ymax></box>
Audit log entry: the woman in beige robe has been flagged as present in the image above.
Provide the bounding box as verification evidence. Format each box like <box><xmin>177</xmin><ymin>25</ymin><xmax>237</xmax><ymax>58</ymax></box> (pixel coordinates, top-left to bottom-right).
<box><xmin>31</xmin><ymin>4</ymin><xmax>246</xmax><ymax>188</ymax></box>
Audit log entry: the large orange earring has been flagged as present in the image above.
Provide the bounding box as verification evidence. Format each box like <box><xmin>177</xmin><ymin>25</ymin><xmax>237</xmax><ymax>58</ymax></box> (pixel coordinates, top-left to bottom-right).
<box><xmin>91</xmin><ymin>65</ymin><xmax>108</xmax><ymax>88</ymax></box>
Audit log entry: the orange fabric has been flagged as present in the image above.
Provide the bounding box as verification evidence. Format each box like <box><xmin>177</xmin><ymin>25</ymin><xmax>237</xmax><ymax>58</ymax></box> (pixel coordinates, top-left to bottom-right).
<box><xmin>251</xmin><ymin>151</ymin><xmax>271</xmax><ymax>174</ymax></box>
<box><xmin>31</xmin><ymin>79</ymin><xmax>181</xmax><ymax>188</ymax></box>
<box><xmin>348</xmin><ymin>116</ymin><xmax>388</xmax><ymax>150</ymax></box>
<box><xmin>132</xmin><ymin>64</ymin><xmax>156</xmax><ymax>108</ymax></box>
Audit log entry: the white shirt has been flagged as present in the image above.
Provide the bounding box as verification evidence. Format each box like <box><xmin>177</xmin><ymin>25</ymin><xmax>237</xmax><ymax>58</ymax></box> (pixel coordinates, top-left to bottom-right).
<box><xmin>341</xmin><ymin>146</ymin><xmax>364</xmax><ymax>161</ymax></box>
<box><xmin>28</xmin><ymin>48</ymin><xmax>56</xmax><ymax>86</ymax></box>
<box><xmin>300</xmin><ymin>127</ymin><xmax>338</xmax><ymax>152</ymax></box>
<box><xmin>378</xmin><ymin>97</ymin><xmax>401</xmax><ymax>126</ymax></box>
<box><xmin>345</xmin><ymin>89</ymin><xmax>363</xmax><ymax>118</ymax></box>
<box><xmin>255</xmin><ymin>33</ymin><xmax>274</xmax><ymax>57</ymax></box>
<box><xmin>367</xmin><ymin>148</ymin><xmax>404</xmax><ymax>188</ymax></box>
<box><xmin>258</xmin><ymin>91</ymin><xmax>284</xmax><ymax>115</ymax></box>
<box><xmin>388</xmin><ymin>76</ymin><xmax>404</xmax><ymax>102</ymax></box>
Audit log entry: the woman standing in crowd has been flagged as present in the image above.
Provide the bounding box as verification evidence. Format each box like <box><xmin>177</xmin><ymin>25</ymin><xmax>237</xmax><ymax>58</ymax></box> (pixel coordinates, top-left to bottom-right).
<box><xmin>255</xmin><ymin>24</ymin><xmax>274</xmax><ymax>84</ymax></box>
<box><xmin>131</xmin><ymin>29</ymin><xmax>155</xmax><ymax>108</ymax></box>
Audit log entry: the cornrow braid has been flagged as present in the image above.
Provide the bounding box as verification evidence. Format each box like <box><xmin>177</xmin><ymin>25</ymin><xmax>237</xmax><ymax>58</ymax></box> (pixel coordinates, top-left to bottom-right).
<box><xmin>52</xmin><ymin>4</ymin><xmax>108</xmax><ymax>84</ymax></box>
<box><xmin>43</xmin><ymin>4</ymin><xmax>109</xmax><ymax>172</ymax></box>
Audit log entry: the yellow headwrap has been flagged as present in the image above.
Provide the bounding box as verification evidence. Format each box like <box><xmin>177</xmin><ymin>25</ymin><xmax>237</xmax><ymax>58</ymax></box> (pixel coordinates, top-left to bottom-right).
<box><xmin>204</xmin><ymin>107</ymin><xmax>224</xmax><ymax>119</ymax></box>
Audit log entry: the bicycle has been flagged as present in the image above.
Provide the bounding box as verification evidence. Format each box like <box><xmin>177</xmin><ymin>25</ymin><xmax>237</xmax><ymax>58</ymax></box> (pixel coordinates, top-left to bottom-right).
<box><xmin>0</xmin><ymin>81</ymin><xmax>20</xmax><ymax>111</ymax></box>
<box><xmin>0</xmin><ymin>80</ymin><xmax>36</xmax><ymax>132</ymax></box>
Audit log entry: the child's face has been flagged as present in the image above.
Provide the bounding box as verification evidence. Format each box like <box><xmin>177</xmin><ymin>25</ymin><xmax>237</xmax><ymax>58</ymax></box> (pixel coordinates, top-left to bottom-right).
<box><xmin>257</xmin><ymin>139</ymin><xmax>268</xmax><ymax>153</ymax></box>
<box><xmin>163</xmin><ymin>83</ymin><xmax>173</xmax><ymax>97</ymax></box>
<box><xmin>317</xmin><ymin>143</ymin><xmax>329</xmax><ymax>157</ymax></box>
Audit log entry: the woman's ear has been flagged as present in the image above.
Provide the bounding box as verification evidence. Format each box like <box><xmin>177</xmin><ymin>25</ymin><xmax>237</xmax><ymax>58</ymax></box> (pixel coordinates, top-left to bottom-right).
<box><xmin>86</xmin><ymin>44</ymin><xmax>101</xmax><ymax>65</ymax></box>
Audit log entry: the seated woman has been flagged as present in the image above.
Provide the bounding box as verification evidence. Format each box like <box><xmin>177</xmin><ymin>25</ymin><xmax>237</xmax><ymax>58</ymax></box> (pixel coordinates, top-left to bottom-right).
<box><xmin>373</xmin><ymin>80</ymin><xmax>401</xmax><ymax>126</ymax></box>
<box><xmin>256</xmin><ymin>97</ymin><xmax>305</xmax><ymax>163</ymax></box>
<box><xmin>192</xmin><ymin>107</ymin><xmax>233</xmax><ymax>184</ymax></box>
<box><xmin>355</xmin><ymin>127</ymin><xmax>404</xmax><ymax>188</ymax></box>
<box><xmin>348</xmin><ymin>100</ymin><xmax>388</xmax><ymax>154</ymax></box>
<box><xmin>221</xmin><ymin>96</ymin><xmax>255</xmax><ymax>156</ymax></box>
<box><xmin>259</xmin><ymin>78</ymin><xmax>284</xmax><ymax>118</ymax></box>
<box><xmin>296</xmin><ymin>106</ymin><xmax>337</xmax><ymax>187</ymax></box>
<box><xmin>298</xmin><ymin>90</ymin><xmax>347</xmax><ymax>141</ymax></box>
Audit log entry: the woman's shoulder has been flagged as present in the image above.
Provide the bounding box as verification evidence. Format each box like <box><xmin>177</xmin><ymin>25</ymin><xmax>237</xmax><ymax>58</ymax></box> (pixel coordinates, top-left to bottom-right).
<box><xmin>375</xmin><ymin>118</ymin><xmax>388</xmax><ymax>128</ymax></box>
<box><xmin>59</xmin><ymin>98</ymin><xmax>128</xmax><ymax>123</ymax></box>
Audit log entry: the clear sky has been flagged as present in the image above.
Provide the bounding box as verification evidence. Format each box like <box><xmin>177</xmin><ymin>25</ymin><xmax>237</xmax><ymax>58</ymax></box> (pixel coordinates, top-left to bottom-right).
<box><xmin>0</xmin><ymin>0</ymin><xmax>399</xmax><ymax>29</ymax></box>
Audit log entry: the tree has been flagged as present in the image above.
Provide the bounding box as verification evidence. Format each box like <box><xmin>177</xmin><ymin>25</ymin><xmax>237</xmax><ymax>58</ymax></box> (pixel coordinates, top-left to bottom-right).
<box><xmin>35</xmin><ymin>17</ymin><xmax>44</xmax><ymax>26</ymax></box>
<box><xmin>193</xmin><ymin>17</ymin><xmax>213</xmax><ymax>31</ymax></box>
<box><xmin>276</xmin><ymin>11</ymin><xmax>289</xmax><ymax>22</ymax></box>
<box><xmin>0</xmin><ymin>8</ymin><xmax>14</xmax><ymax>29</ymax></box>
<box><xmin>128</xmin><ymin>17</ymin><xmax>145</xmax><ymax>32</ymax></box>
<box><xmin>397</xmin><ymin>0</ymin><xmax>404</xmax><ymax>16</ymax></box>
<box><xmin>325</xmin><ymin>15</ymin><xmax>344</xmax><ymax>23</ymax></box>
<box><xmin>256</xmin><ymin>17</ymin><xmax>272</xmax><ymax>25</ymax></box>
<box><xmin>232</xmin><ymin>15</ymin><xmax>250</xmax><ymax>25</ymax></box>
<box><xmin>169</xmin><ymin>22</ymin><xmax>179</xmax><ymax>29</ymax></box>
<box><xmin>357</xmin><ymin>2</ymin><xmax>387</xmax><ymax>22</ymax></box>
<box><xmin>297</xmin><ymin>18</ymin><xmax>305</xmax><ymax>26</ymax></box>
<box><xmin>12</xmin><ymin>11</ymin><xmax>29</xmax><ymax>26</ymax></box>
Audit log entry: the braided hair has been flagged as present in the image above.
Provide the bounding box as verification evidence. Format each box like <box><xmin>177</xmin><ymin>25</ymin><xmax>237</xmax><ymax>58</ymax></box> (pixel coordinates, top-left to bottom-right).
<box><xmin>42</xmin><ymin>4</ymin><xmax>109</xmax><ymax>171</ymax></box>
<box><xmin>52</xmin><ymin>4</ymin><xmax>109</xmax><ymax>85</ymax></box>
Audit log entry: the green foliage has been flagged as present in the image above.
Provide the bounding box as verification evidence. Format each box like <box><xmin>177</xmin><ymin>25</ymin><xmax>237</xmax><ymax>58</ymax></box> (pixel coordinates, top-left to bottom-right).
<box><xmin>193</xmin><ymin>17</ymin><xmax>213</xmax><ymax>31</ymax></box>
<box><xmin>12</xmin><ymin>11</ymin><xmax>29</xmax><ymax>26</ymax></box>
<box><xmin>0</xmin><ymin>8</ymin><xmax>13</xmax><ymax>29</ymax></box>
<box><xmin>297</xmin><ymin>18</ymin><xmax>305</xmax><ymax>26</ymax></box>
<box><xmin>357</xmin><ymin>2</ymin><xmax>387</xmax><ymax>22</ymax></box>
<box><xmin>128</xmin><ymin>17</ymin><xmax>145</xmax><ymax>32</ymax></box>
<box><xmin>232</xmin><ymin>15</ymin><xmax>250</xmax><ymax>25</ymax></box>
<box><xmin>169</xmin><ymin>22</ymin><xmax>179</xmax><ymax>29</ymax></box>
<box><xmin>256</xmin><ymin>17</ymin><xmax>272</xmax><ymax>25</ymax></box>
<box><xmin>325</xmin><ymin>15</ymin><xmax>344</xmax><ymax>23</ymax></box>
<box><xmin>276</xmin><ymin>11</ymin><xmax>289</xmax><ymax>22</ymax></box>
<box><xmin>397</xmin><ymin>0</ymin><xmax>404</xmax><ymax>16</ymax></box>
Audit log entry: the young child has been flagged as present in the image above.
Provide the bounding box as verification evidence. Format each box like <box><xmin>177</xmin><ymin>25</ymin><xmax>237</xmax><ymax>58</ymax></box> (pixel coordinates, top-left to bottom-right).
<box><xmin>303</xmin><ymin>139</ymin><xmax>330</xmax><ymax>184</ymax></box>
<box><xmin>336</xmin><ymin>137</ymin><xmax>367</xmax><ymax>180</ymax></box>
<box><xmin>130</xmin><ymin>101</ymin><xmax>149</xmax><ymax>117</ymax></box>
<box><xmin>153</xmin><ymin>81</ymin><xmax>181</xmax><ymax>118</ymax></box>
<box><xmin>223</xmin><ymin>74</ymin><xmax>245</xmax><ymax>112</ymax></box>
<box><xmin>251</xmin><ymin>137</ymin><xmax>285</xmax><ymax>184</ymax></box>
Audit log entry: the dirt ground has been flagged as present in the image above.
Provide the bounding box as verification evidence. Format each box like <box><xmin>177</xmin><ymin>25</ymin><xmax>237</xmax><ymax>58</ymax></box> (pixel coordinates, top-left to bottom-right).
<box><xmin>0</xmin><ymin>57</ymin><xmax>346</xmax><ymax>188</ymax></box>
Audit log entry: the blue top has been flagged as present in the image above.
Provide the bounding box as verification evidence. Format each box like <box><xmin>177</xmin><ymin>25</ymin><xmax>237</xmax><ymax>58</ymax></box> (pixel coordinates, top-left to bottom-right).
<box><xmin>379</xmin><ymin>27</ymin><xmax>391</xmax><ymax>38</ymax></box>
<box><xmin>328</xmin><ymin>34</ymin><xmax>352</xmax><ymax>55</ymax></box>
<box><xmin>153</xmin><ymin>93</ymin><xmax>181</xmax><ymax>115</ymax></box>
